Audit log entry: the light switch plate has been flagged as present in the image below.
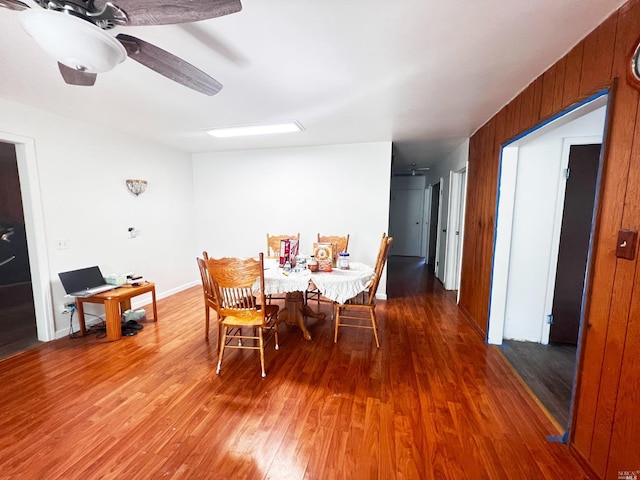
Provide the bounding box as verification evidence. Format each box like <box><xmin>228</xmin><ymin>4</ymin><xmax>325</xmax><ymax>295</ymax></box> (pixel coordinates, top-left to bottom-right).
<box><xmin>616</xmin><ymin>229</ymin><xmax>637</xmax><ymax>260</ymax></box>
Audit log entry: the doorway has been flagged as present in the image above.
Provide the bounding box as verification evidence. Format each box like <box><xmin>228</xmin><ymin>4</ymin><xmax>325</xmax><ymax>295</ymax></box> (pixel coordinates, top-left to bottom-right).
<box><xmin>390</xmin><ymin>186</ymin><xmax>425</xmax><ymax>256</ymax></box>
<box><xmin>427</xmin><ymin>182</ymin><xmax>440</xmax><ymax>272</ymax></box>
<box><xmin>487</xmin><ymin>91</ymin><xmax>609</xmax><ymax>432</ymax></box>
<box><xmin>0</xmin><ymin>133</ymin><xmax>54</xmax><ymax>348</ymax></box>
<box><xmin>0</xmin><ymin>142</ymin><xmax>39</xmax><ymax>358</ymax></box>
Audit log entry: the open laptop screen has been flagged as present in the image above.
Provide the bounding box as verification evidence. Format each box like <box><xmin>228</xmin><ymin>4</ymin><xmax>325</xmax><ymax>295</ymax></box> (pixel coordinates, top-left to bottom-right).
<box><xmin>58</xmin><ymin>266</ymin><xmax>107</xmax><ymax>295</ymax></box>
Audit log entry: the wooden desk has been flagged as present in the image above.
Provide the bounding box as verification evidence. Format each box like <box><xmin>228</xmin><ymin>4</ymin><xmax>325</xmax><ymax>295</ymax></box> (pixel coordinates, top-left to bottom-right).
<box><xmin>75</xmin><ymin>282</ymin><xmax>157</xmax><ymax>341</ymax></box>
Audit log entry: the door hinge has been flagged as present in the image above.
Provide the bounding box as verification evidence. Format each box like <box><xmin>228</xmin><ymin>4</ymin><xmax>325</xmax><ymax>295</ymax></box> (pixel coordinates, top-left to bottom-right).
<box><xmin>547</xmin><ymin>314</ymin><xmax>554</xmax><ymax>325</ymax></box>
<box><xmin>563</xmin><ymin>168</ymin><xmax>570</xmax><ymax>180</ymax></box>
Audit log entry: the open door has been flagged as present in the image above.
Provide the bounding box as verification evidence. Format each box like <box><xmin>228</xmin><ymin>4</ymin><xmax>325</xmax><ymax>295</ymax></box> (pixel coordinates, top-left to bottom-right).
<box><xmin>549</xmin><ymin>144</ymin><xmax>601</xmax><ymax>344</ymax></box>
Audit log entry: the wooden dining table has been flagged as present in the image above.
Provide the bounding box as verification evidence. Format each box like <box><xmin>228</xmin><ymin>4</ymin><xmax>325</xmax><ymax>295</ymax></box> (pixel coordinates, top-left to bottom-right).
<box><xmin>261</xmin><ymin>259</ymin><xmax>375</xmax><ymax>340</ymax></box>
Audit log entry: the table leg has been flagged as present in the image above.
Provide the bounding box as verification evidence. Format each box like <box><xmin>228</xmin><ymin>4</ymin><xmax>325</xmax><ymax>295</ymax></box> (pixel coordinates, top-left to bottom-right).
<box><xmin>302</xmin><ymin>304</ymin><xmax>327</xmax><ymax>322</ymax></box>
<box><xmin>279</xmin><ymin>291</ymin><xmax>325</xmax><ymax>341</ymax></box>
<box><xmin>104</xmin><ymin>298</ymin><xmax>122</xmax><ymax>342</ymax></box>
<box><xmin>75</xmin><ymin>299</ymin><xmax>86</xmax><ymax>336</ymax></box>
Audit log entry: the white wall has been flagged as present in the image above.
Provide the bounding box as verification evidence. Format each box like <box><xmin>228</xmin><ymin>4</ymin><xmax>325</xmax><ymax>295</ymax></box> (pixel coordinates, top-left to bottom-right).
<box><xmin>0</xmin><ymin>97</ymin><xmax>392</xmax><ymax>338</ymax></box>
<box><xmin>0</xmin><ymin>98</ymin><xmax>196</xmax><ymax>338</ymax></box>
<box><xmin>425</xmin><ymin>139</ymin><xmax>469</xmax><ymax>186</ymax></box>
<box><xmin>192</xmin><ymin>142</ymin><xmax>392</xmax><ymax>296</ymax></box>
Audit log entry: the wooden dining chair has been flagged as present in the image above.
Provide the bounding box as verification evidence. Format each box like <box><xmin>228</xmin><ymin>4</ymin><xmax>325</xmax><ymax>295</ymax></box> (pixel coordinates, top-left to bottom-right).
<box><xmin>373</xmin><ymin>232</ymin><xmax>388</xmax><ymax>273</ymax></box>
<box><xmin>266</xmin><ymin>233</ymin><xmax>300</xmax><ymax>304</ymax></box>
<box><xmin>266</xmin><ymin>233</ymin><xmax>300</xmax><ymax>259</ymax></box>
<box><xmin>207</xmin><ymin>253</ymin><xmax>280</xmax><ymax>377</ymax></box>
<box><xmin>334</xmin><ymin>235</ymin><xmax>393</xmax><ymax>348</ymax></box>
<box><xmin>345</xmin><ymin>232</ymin><xmax>387</xmax><ymax>306</ymax></box>
<box><xmin>197</xmin><ymin>255</ymin><xmax>218</xmax><ymax>343</ymax></box>
<box><xmin>306</xmin><ymin>233</ymin><xmax>350</xmax><ymax>308</ymax></box>
<box><xmin>318</xmin><ymin>233</ymin><xmax>349</xmax><ymax>255</ymax></box>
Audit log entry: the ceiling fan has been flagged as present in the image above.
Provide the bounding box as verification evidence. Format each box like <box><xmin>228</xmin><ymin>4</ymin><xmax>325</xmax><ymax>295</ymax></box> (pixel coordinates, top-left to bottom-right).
<box><xmin>0</xmin><ymin>0</ymin><xmax>242</xmax><ymax>94</ymax></box>
<box><xmin>396</xmin><ymin>162</ymin><xmax>430</xmax><ymax>176</ymax></box>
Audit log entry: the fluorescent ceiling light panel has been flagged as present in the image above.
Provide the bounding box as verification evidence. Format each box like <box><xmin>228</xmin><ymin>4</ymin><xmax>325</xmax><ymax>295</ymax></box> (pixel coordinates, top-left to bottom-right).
<box><xmin>206</xmin><ymin>121</ymin><xmax>303</xmax><ymax>138</ymax></box>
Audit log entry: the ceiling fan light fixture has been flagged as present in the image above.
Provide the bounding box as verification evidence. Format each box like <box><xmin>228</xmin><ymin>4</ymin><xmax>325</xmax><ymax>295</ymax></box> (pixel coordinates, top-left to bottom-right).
<box><xmin>206</xmin><ymin>121</ymin><xmax>304</xmax><ymax>138</ymax></box>
<box><xmin>19</xmin><ymin>9</ymin><xmax>126</xmax><ymax>73</ymax></box>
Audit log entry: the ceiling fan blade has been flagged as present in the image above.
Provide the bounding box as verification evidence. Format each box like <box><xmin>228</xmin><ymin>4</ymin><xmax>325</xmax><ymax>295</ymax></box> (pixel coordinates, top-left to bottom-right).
<box><xmin>58</xmin><ymin>63</ymin><xmax>97</xmax><ymax>86</ymax></box>
<box><xmin>99</xmin><ymin>0</ymin><xmax>241</xmax><ymax>26</ymax></box>
<box><xmin>0</xmin><ymin>0</ymin><xmax>29</xmax><ymax>11</ymax></box>
<box><xmin>116</xmin><ymin>34</ymin><xmax>222</xmax><ymax>95</ymax></box>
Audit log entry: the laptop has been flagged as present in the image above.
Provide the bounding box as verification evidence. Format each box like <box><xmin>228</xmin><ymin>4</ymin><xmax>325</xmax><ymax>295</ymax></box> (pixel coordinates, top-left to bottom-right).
<box><xmin>58</xmin><ymin>266</ymin><xmax>118</xmax><ymax>297</ymax></box>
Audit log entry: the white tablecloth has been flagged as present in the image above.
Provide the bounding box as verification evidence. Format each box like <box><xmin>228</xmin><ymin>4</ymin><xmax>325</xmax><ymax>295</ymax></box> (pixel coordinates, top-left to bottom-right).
<box><xmin>263</xmin><ymin>259</ymin><xmax>313</xmax><ymax>295</ymax></box>
<box><xmin>261</xmin><ymin>259</ymin><xmax>375</xmax><ymax>305</ymax></box>
<box><xmin>309</xmin><ymin>262</ymin><xmax>375</xmax><ymax>304</ymax></box>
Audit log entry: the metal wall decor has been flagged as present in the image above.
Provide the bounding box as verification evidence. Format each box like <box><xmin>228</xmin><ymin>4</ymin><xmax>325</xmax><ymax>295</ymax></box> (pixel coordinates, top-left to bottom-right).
<box><xmin>126</xmin><ymin>179</ymin><xmax>147</xmax><ymax>196</ymax></box>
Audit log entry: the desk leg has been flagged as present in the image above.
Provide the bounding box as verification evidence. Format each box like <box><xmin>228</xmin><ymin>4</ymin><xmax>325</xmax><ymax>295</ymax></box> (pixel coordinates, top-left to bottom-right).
<box><xmin>104</xmin><ymin>298</ymin><xmax>122</xmax><ymax>342</ymax></box>
<box><xmin>121</xmin><ymin>298</ymin><xmax>132</xmax><ymax>312</ymax></box>
<box><xmin>151</xmin><ymin>286</ymin><xmax>157</xmax><ymax>322</ymax></box>
<box><xmin>75</xmin><ymin>299</ymin><xmax>86</xmax><ymax>336</ymax></box>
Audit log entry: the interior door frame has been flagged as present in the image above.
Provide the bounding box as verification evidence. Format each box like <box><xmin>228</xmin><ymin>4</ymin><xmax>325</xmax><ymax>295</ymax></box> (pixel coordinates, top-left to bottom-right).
<box><xmin>1</xmin><ymin>132</ymin><xmax>55</xmax><ymax>341</ymax></box>
<box><xmin>487</xmin><ymin>90</ymin><xmax>609</xmax><ymax>346</ymax></box>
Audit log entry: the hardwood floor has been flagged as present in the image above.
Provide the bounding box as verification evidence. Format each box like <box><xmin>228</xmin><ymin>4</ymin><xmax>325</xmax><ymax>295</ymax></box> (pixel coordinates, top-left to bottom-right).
<box><xmin>500</xmin><ymin>340</ymin><xmax>577</xmax><ymax>428</ymax></box>
<box><xmin>0</xmin><ymin>256</ymin><xmax>595</xmax><ymax>479</ymax></box>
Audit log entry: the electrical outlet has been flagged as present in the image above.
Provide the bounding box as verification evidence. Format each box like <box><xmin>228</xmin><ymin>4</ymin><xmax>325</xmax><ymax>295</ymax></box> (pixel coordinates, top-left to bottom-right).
<box><xmin>61</xmin><ymin>302</ymin><xmax>76</xmax><ymax>314</ymax></box>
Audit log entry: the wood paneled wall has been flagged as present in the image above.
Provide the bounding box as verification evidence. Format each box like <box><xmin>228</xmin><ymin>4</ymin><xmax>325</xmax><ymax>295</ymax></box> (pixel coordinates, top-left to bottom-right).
<box><xmin>459</xmin><ymin>1</ymin><xmax>640</xmax><ymax>477</ymax></box>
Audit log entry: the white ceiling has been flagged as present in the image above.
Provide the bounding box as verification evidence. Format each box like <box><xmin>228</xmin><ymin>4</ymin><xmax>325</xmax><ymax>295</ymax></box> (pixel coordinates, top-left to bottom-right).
<box><xmin>0</xmin><ymin>0</ymin><xmax>628</xmax><ymax>172</ymax></box>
